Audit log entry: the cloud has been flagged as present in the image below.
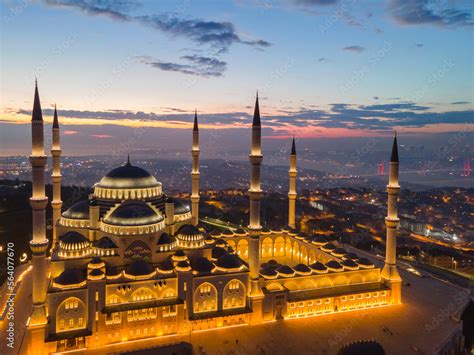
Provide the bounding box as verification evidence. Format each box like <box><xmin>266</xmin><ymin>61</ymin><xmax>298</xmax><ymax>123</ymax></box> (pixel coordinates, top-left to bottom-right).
<box><xmin>12</xmin><ymin>101</ymin><xmax>474</xmax><ymax>133</ymax></box>
<box><xmin>91</xmin><ymin>134</ymin><xmax>113</xmax><ymax>138</ymax></box>
<box><xmin>139</xmin><ymin>55</ymin><xmax>227</xmax><ymax>77</ymax></box>
<box><xmin>44</xmin><ymin>0</ymin><xmax>271</xmax><ymax>53</ymax></box>
<box><xmin>63</xmin><ymin>130</ymin><xmax>79</xmax><ymax>135</ymax></box>
<box><xmin>317</xmin><ymin>57</ymin><xmax>328</xmax><ymax>62</ymax></box>
<box><xmin>343</xmin><ymin>45</ymin><xmax>365</xmax><ymax>53</ymax></box>
<box><xmin>450</xmin><ymin>101</ymin><xmax>469</xmax><ymax>105</ymax></box>
<box><xmin>415</xmin><ymin>43</ymin><xmax>424</xmax><ymax>48</ymax></box>
<box><xmin>387</xmin><ymin>0</ymin><xmax>474</xmax><ymax>28</ymax></box>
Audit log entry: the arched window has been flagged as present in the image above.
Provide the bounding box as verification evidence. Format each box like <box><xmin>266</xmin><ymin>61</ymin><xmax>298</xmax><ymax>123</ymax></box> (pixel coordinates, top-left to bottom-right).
<box><xmin>274</xmin><ymin>237</ymin><xmax>285</xmax><ymax>257</ymax></box>
<box><xmin>131</xmin><ymin>288</ymin><xmax>155</xmax><ymax>302</ymax></box>
<box><xmin>193</xmin><ymin>282</ymin><xmax>217</xmax><ymax>313</ymax></box>
<box><xmin>237</xmin><ymin>239</ymin><xmax>248</xmax><ymax>259</ymax></box>
<box><xmin>223</xmin><ymin>279</ymin><xmax>246</xmax><ymax>310</ymax></box>
<box><xmin>56</xmin><ymin>297</ymin><xmax>87</xmax><ymax>333</ymax></box>
<box><xmin>261</xmin><ymin>237</ymin><xmax>273</xmax><ymax>258</ymax></box>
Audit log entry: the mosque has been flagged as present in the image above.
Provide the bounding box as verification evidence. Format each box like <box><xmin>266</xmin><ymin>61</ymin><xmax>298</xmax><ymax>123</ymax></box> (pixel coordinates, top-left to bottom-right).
<box><xmin>25</xmin><ymin>83</ymin><xmax>402</xmax><ymax>353</ymax></box>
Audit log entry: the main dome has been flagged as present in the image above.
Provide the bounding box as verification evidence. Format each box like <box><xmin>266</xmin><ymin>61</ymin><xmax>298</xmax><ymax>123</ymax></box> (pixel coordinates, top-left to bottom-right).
<box><xmin>98</xmin><ymin>162</ymin><xmax>160</xmax><ymax>189</ymax></box>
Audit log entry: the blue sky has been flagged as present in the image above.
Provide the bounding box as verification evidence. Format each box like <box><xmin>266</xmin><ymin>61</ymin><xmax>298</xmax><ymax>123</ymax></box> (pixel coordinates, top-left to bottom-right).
<box><xmin>0</xmin><ymin>0</ymin><xmax>473</xmax><ymax>155</ymax></box>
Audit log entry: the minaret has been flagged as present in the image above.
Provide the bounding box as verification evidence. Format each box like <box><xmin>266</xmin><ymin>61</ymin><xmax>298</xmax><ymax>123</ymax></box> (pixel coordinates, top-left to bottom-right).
<box><xmin>51</xmin><ymin>105</ymin><xmax>62</xmax><ymax>248</ymax></box>
<box><xmin>27</xmin><ymin>81</ymin><xmax>49</xmax><ymax>351</ymax></box>
<box><xmin>288</xmin><ymin>137</ymin><xmax>297</xmax><ymax>228</ymax></box>
<box><xmin>191</xmin><ymin>110</ymin><xmax>200</xmax><ymax>226</ymax></box>
<box><xmin>381</xmin><ymin>134</ymin><xmax>402</xmax><ymax>304</ymax></box>
<box><xmin>248</xmin><ymin>93</ymin><xmax>264</xmax><ymax>302</ymax></box>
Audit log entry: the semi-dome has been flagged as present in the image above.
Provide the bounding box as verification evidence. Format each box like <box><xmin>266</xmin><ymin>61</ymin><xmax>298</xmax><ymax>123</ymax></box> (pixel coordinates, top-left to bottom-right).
<box><xmin>260</xmin><ymin>265</ymin><xmax>278</xmax><ymax>279</ymax></box>
<box><xmin>104</xmin><ymin>201</ymin><xmax>163</xmax><ymax>226</ymax></box>
<box><xmin>157</xmin><ymin>233</ymin><xmax>175</xmax><ymax>245</ymax></box>
<box><xmin>53</xmin><ymin>268</ymin><xmax>86</xmax><ymax>286</ymax></box>
<box><xmin>191</xmin><ymin>257</ymin><xmax>215</xmax><ymax>274</ymax></box>
<box><xmin>98</xmin><ymin>162</ymin><xmax>160</xmax><ymax>189</ymax></box>
<box><xmin>125</xmin><ymin>260</ymin><xmax>155</xmax><ymax>277</ymax></box>
<box><xmin>276</xmin><ymin>265</ymin><xmax>295</xmax><ymax>277</ymax></box>
<box><xmin>215</xmin><ymin>254</ymin><xmax>245</xmax><ymax>270</ymax></box>
<box><xmin>62</xmin><ymin>200</ymin><xmax>90</xmax><ymax>220</ymax></box>
<box><xmin>93</xmin><ymin>236</ymin><xmax>118</xmax><ymax>249</ymax></box>
<box><xmin>211</xmin><ymin>246</ymin><xmax>228</xmax><ymax>260</ymax></box>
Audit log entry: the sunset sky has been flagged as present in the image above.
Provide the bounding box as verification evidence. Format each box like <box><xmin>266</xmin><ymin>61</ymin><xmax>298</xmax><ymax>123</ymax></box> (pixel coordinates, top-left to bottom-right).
<box><xmin>1</xmin><ymin>0</ymin><xmax>473</xmax><ymax>155</ymax></box>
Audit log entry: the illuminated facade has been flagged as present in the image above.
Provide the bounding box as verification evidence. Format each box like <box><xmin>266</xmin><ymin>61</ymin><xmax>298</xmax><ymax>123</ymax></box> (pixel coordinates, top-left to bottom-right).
<box><xmin>25</xmin><ymin>84</ymin><xmax>402</xmax><ymax>354</ymax></box>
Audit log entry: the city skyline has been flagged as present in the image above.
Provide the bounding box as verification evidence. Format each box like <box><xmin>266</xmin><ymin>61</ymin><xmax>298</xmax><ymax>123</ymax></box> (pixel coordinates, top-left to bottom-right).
<box><xmin>1</xmin><ymin>0</ymin><xmax>473</xmax><ymax>155</ymax></box>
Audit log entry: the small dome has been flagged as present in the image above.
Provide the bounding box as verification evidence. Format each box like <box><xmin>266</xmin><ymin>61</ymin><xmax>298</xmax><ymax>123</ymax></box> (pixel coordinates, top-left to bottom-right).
<box><xmin>204</xmin><ymin>234</ymin><xmax>215</xmax><ymax>244</ymax></box>
<box><xmin>59</xmin><ymin>232</ymin><xmax>89</xmax><ymax>251</ymax></box>
<box><xmin>176</xmin><ymin>224</ymin><xmax>203</xmax><ymax>242</ymax></box>
<box><xmin>342</xmin><ymin>259</ymin><xmax>359</xmax><ymax>270</ymax></box>
<box><xmin>125</xmin><ymin>260</ymin><xmax>155</xmax><ymax>277</ymax></box>
<box><xmin>309</xmin><ymin>261</ymin><xmax>328</xmax><ymax>273</ymax></box>
<box><xmin>209</xmin><ymin>230</ymin><xmax>221</xmax><ymax>237</ymax></box>
<box><xmin>267</xmin><ymin>259</ymin><xmax>280</xmax><ymax>269</ymax></box>
<box><xmin>321</xmin><ymin>243</ymin><xmax>337</xmax><ymax>252</ymax></box>
<box><xmin>312</xmin><ymin>236</ymin><xmax>328</xmax><ymax>246</ymax></box>
<box><xmin>260</xmin><ymin>265</ymin><xmax>278</xmax><ymax>279</ymax></box>
<box><xmin>277</xmin><ymin>265</ymin><xmax>295</xmax><ymax>277</ymax></box>
<box><xmin>357</xmin><ymin>258</ymin><xmax>375</xmax><ymax>269</ymax></box>
<box><xmin>62</xmin><ymin>200</ymin><xmax>90</xmax><ymax>220</ymax></box>
<box><xmin>221</xmin><ymin>230</ymin><xmax>234</xmax><ymax>237</ymax></box>
<box><xmin>157</xmin><ymin>233</ymin><xmax>175</xmax><ymax>245</ymax></box>
<box><xmin>94</xmin><ymin>236</ymin><xmax>118</xmax><ymax>249</ymax></box>
<box><xmin>191</xmin><ymin>257</ymin><xmax>215</xmax><ymax>273</ymax></box>
<box><xmin>261</xmin><ymin>226</ymin><xmax>271</xmax><ymax>234</ymax></box>
<box><xmin>172</xmin><ymin>250</ymin><xmax>187</xmax><ymax>261</ymax></box>
<box><xmin>294</xmin><ymin>264</ymin><xmax>312</xmax><ymax>275</ymax></box>
<box><xmin>88</xmin><ymin>268</ymin><xmax>104</xmax><ymax>278</ymax></box>
<box><xmin>54</xmin><ymin>269</ymin><xmax>86</xmax><ymax>286</ymax></box>
<box><xmin>211</xmin><ymin>246</ymin><xmax>228</xmax><ymax>260</ymax></box>
<box><xmin>157</xmin><ymin>259</ymin><xmax>175</xmax><ymax>273</ymax></box>
<box><xmin>234</xmin><ymin>228</ymin><xmax>247</xmax><ymax>236</ymax></box>
<box><xmin>173</xmin><ymin>199</ymin><xmax>191</xmax><ymax>215</ymax></box>
<box><xmin>326</xmin><ymin>260</ymin><xmax>344</xmax><ymax>271</ymax></box>
<box><xmin>98</xmin><ymin>163</ymin><xmax>160</xmax><ymax>189</ymax></box>
<box><xmin>344</xmin><ymin>252</ymin><xmax>359</xmax><ymax>260</ymax></box>
<box><xmin>215</xmin><ymin>254</ymin><xmax>244</xmax><ymax>270</ymax></box>
<box><xmin>104</xmin><ymin>201</ymin><xmax>163</xmax><ymax>226</ymax></box>
<box><xmin>332</xmin><ymin>248</ymin><xmax>347</xmax><ymax>257</ymax></box>
<box><xmin>295</xmin><ymin>232</ymin><xmax>306</xmax><ymax>240</ymax></box>
<box><xmin>89</xmin><ymin>257</ymin><xmax>103</xmax><ymax>265</ymax></box>
<box><xmin>175</xmin><ymin>260</ymin><xmax>191</xmax><ymax>272</ymax></box>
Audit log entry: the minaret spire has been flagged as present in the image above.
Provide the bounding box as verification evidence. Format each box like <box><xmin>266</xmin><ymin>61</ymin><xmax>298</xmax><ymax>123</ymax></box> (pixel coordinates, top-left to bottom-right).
<box><xmin>27</xmin><ymin>81</ymin><xmax>49</xmax><ymax>351</ymax></box>
<box><xmin>381</xmin><ymin>134</ymin><xmax>402</xmax><ymax>304</ymax></box>
<box><xmin>248</xmin><ymin>92</ymin><xmax>264</xmax><ymax>307</ymax></box>
<box><xmin>253</xmin><ymin>91</ymin><xmax>261</xmax><ymax>127</ymax></box>
<box><xmin>193</xmin><ymin>109</ymin><xmax>199</xmax><ymax>132</ymax></box>
<box><xmin>191</xmin><ymin>110</ymin><xmax>200</xmax><ymax>225</ymax></box>
<box><xmin>51</xmin><ymin>104</ymin><xmax>62</xmax><ymax>248</ymax></box>
<box><xmin>288</xmin><ymin>137</ymin><xmax>297</xmax><ymax>228</ymax></box>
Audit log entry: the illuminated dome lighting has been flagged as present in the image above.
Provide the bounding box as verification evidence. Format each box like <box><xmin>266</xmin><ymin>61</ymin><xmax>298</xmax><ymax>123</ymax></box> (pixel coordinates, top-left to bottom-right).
<box><xmin>175</xmin><ymin>260</ymin><xmax>192</xmax><ymax>272</ymax></box>
<box><xmin>332</xmin><ymin>248</ymin><xmax>347</xmax><ymax>258</ymax></box>
<box><xmin>294</xmin><ymin>263</ymin><xmax>312</xmax><ymax>275</ymax></box>
<box><xmin>357</xmin><ymin>258</ymin><xmax>375</xmax><ymax>269</ymax></box>
<box><xmin>261</xmin><ymin>226</ymin><xmax>272</xmax><ymax>235</ymax></box>
<box><xmin>88</xmin><ymin>257</ymin><xmax>105</xmax><ymax>269</ymax></box>
<box><xmin>53</xmin><ymin>268</ymin><xmax>86</xmax><ymax>288</ymax></box>
<box><xmin>98</xmin><ymin>162</ymin><xmax>160</xmax><ymax>189</ymax></box>
<box><xmin>234</xmin><ymin>228</ymin><xmax>247</xmax><ymax>237</ymax></box>
<box><xmin>104</xmin><ymin>201</ymin><xmax>163</xmax><ymax>226</ymax></box>
<box><xmin>276</xmin><ymin>265</ymin><xmax>295</xmax><ymax>277</ymax></box>
<box><xmin>321</xmin><ymin>243</ymin><xmax>337</xmax><ymax>252</ymax></box>
<box><xmin>88</xmin><ymin>268</ymin><xmax>105</xmax><ymax>280</ymax></box>
<box><xmin>326</xmin><ymin>260</ymin><xmax>344</xmax><ymax>272</ymax></box>
<box><xmin>311</xmin><ymin>236</ymin><xmax>328</xmax><ymax>246</ymax></box>
<box><xmin>59</xmin><ymin>232</ymin><xmax>90</xmax><ymax>251</ymax></box>
<box><xmin>62</xmin><ymin>200</ymin><xmax>90</xmax><ymax>220</ymax></box>
<box><xmin>221</xmin><ymin>229</ymin><xmax>234</xmax><ymax>238</ymax></box>
<box><xmin>309</xmin><ymin>261</ymin><xmax>328</xmax><ymax>274</ymax></box>
<box><xmin>172</xmin><ymin>250</ymin><xmax>188</xmax><ymax>262</ymax></box>
<box><xmin>341</xmin><ymin>259</ymin><xmax>359</xmax><ymax>271</ymax></box>
<box><xmin>214</xmin><ymin>238</ymin><xmax>227</xmax><ymax>248</ymax></box>
<box><xmin>157</xmin><ymin>233</ymin><xmax>177</xmax><ymax>252</ymax></box>
<box><xmin>157</xmin><ymin>259</ymin><xmax>175</xmax><ymax>274</ymax></box>
<box><xmin>175</xmin><ymin>224</ymin><xmax>205</xmax><ymax>248</ymax></box>
<box><xmin>260</xmin><ymin>265</ymin><xmax>278</xmax><ymax>279</ymax></box>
